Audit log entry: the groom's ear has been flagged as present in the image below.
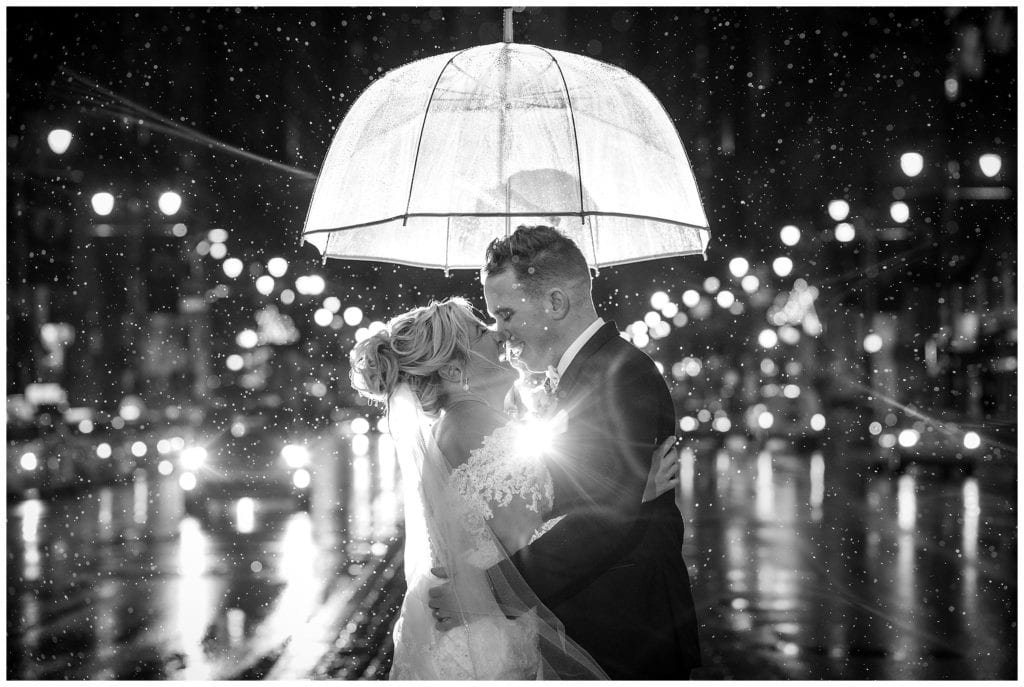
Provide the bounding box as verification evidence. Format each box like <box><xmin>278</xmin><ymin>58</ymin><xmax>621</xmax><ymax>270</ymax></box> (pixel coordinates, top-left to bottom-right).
<box><xmin>547</xmin><ymin>289</ymin><xmax>569</xmax><ymax>320</ymax></box>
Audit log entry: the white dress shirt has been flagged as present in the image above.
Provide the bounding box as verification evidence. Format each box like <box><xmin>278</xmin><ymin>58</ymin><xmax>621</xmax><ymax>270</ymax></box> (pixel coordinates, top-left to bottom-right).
<box><xmin>556</xmin><ymin>317</ymin><xmax>605</xmax><ymax>376</ymax></box>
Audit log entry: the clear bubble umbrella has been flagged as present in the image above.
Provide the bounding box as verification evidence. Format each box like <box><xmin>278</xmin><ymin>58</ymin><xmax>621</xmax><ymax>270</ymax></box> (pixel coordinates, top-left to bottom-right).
<box><xmin>302</xmin><ymin>39</ymin><xmax>710</xmax><ymax>273</ymax></box>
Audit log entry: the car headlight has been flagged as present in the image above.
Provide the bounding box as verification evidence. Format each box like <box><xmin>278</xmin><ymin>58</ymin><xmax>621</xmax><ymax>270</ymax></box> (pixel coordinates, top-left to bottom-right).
<box><xmin>181</xmin><ymin>446</ymin><xmax>207</xmax><ymax>470</ymax></box>
<box><xmin>282</xmin><ymin>444</ymin><xmax>309</xmax><ymax>468</ymax></box>
<box><xmin>898</xmin><ymin>429</ymin><xmax>920</xmax><ymax>448</ymax></box>
<box><xmin>292</xmin><ymin>468</ymin><xmax>311</xmax><ymax>489</ymax></box>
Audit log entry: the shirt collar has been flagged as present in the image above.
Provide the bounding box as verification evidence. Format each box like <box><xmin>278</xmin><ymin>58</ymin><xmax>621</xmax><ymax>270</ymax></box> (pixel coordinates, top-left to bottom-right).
<box><xmin>556</xmin><ymin>317</ymin><xmax>605</xmax><ymax>377</ymax></box>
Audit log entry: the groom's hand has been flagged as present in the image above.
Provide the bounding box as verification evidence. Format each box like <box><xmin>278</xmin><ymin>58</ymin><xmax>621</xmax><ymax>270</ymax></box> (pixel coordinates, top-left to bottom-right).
<box><xmin>427</xmin><ymin>567</ymin><xmax>462</xmax><ymax>632</ymax></box>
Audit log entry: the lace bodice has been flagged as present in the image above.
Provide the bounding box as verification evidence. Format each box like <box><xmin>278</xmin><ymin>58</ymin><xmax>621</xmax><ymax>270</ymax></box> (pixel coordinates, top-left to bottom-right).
<box><xmin>447</xmin><ymin>421</ymin><xmax>555</xmax><ymax>567</ymax></box>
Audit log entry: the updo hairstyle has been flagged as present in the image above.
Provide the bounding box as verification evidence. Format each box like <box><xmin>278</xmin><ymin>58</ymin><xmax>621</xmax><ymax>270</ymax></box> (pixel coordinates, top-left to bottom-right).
<box><xmin>349</xmin><ymin>297</ymin><xmax>481</xmax><ymax>416</ymax></box>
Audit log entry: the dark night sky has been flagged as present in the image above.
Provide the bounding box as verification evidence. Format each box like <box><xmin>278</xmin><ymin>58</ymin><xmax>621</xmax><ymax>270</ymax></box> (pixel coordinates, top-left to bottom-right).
<box><xmin>6</xmin><ymin>5</ymin><xmax>1016</xmax><ymax>321</ymax></box>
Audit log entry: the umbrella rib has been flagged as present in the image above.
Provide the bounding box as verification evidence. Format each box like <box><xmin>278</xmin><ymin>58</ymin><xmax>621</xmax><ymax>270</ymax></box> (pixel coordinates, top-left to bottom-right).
<box><xmin>402</xmin><ymin>48</ymin><xmax>471</xmax><ymax>226</ymax></box>
<box><xmin>534</xmin><ymin>46</ymin><xmax>585</xmax><ymax>224</ymax></box>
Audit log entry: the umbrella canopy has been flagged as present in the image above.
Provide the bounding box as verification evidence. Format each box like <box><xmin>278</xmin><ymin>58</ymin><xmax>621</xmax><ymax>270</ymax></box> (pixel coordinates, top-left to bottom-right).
<box><xmin>303</xmin><ymin>42</ymin><xmax>710</xmax><ymax>272</ymax></box>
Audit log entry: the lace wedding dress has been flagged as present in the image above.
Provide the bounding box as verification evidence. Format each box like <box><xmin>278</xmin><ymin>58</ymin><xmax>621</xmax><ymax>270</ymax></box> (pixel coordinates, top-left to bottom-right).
<box><xmin>385</xmin><ymin>385</ymin><xmax>604</xmax><ymax>680</ymax></box>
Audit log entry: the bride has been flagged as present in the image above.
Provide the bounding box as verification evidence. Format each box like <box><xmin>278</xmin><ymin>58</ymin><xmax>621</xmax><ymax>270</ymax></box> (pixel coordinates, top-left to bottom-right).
<box><xmin>348</xmin><ymin>298</ymin><xmax>679</xmax><ymax>680</ymax></box>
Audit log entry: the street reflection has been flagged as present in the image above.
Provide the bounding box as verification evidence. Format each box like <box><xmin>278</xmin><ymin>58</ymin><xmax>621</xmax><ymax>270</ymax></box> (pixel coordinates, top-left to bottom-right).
<box><xmin>688</xmin><ymin>432</ymin><xmax>1016</xmax><ymax>680</ymax></box>
<box><xmin>6</xmin><ymin>429</ymin><xmax>405</xmax><ymax>680</ymax></box>
<box><xmin>7</xmin><ymin>424</ymin><xmax>1015</xmax><ymax>680</ymax></box>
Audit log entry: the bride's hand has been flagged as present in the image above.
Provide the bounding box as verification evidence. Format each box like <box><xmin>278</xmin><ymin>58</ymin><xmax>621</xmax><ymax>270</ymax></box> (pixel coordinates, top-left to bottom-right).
<box><xmin>644</xmin><ymin>436</ymin><xmax>680</xmax><ymax>502</ymax></box>
<box><xmin>427</xmin><ymin>567</ymin><xmax>463</xmax><ymax>632</ymax></box>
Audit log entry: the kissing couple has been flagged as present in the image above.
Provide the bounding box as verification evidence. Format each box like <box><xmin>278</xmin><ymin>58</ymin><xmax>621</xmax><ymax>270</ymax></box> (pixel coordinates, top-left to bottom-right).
<box><xmin>349</xmin><ymin>225</ymin><xmax>702</xmax><ymax>679</ymax></box>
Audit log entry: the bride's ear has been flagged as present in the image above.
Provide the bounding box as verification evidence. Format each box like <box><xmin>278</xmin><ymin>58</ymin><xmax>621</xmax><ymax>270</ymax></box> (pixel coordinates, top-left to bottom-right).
<box><xmin>438</xmin><ymin>363</ymin><xmax>462</xmax><ymax>383</ymax></box>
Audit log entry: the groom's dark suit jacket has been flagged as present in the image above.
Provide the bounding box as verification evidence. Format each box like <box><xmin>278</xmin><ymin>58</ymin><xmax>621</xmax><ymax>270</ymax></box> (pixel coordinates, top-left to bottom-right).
<box><xmin>509</xmin><ymin>321</ymin><xmax>702</xmax><ymax>679</ymax></box>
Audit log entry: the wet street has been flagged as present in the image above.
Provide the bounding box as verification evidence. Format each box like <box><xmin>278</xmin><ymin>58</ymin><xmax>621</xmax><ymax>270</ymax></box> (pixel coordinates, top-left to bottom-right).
<box><xmin>7</xmin><ymin>430</ymin><xmax>1017</xmax><ymax>680</ymax></box>
<box><xmin>7</xmin><ymin>431</ymin><xmax>405</xmax><ymax>680</ymax></box>
<box><xmin>684</xmin><ymin>436</ymin><xmax>1017</xmax><ymax>680</ymax></box>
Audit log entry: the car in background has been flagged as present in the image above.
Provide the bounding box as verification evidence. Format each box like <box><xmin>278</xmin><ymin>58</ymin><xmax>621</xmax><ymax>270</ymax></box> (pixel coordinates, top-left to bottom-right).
<box><xmin>872</xmin><ymin>408</ymin><xmax>1010</xmax><ymax>476</ymax></box>
<box><xmin>180</xmin><ymin>415</ymin><xmax>312</xmax><ymax>527</ymax></box>
<box><xmin>746</xmin><ymin>383</ymin><xmax>827</xmax><ymax>455</ymax></box>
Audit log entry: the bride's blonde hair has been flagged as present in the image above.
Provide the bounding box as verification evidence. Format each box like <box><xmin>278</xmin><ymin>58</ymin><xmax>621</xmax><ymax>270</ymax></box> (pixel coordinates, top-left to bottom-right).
<box><xmin>349</xmin><ymin>297</ymin><xmax>481</xmax><ymax>415</ymax></box>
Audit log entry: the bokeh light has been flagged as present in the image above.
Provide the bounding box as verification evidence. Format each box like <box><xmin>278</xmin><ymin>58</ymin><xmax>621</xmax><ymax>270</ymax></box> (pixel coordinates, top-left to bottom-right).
<box><xmin>890</xmin><ymin>201</ymin><xmax>910</xmax><ymax>223</ymax></box>
<box><xmin>772</xmin><ymin>256</ymin><xmax>794</xmax><ymax>277</ymax></box>
<box><xmin>729</xmin><ymin>257</ymin><xmax>749</xmax><ymax>278</ymax></box>
<box><xmin>900</xmin><ymin>152</ymin><xmax>924</xmax><ymax>177</ymax></box>
<box><xmin>267</xmin><ymin>257</ymin><xmax>288</xmax><ymax>277</ymax></box>
<box><xmin>978</xmin><ymin>153</ymin><xmax>1002</xmax><ymax>178</ymax></box>
<box><xmin>223</xmin><ymin>257</ymin><xmax>244</xmax><ymax>279</ymax></box>
<box><xmin>834</xmin><ymin>222</ymin><xmax>856</xmax><ymax>242</ymax></box>
<box><xmin>827</xmin><ymin>199</ymin><xmax>850</xmax><ymax>221</ymax></box>
<box><xmin>779</xmin><ymin>225</ymin><xmax>801</xmax><ymax>246</ymax></box>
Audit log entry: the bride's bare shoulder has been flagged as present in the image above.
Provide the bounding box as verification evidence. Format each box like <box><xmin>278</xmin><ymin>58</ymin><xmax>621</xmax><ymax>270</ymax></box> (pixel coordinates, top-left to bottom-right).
<box><xmin>433</xmin><ymin>402</ymin><xmax>508</xmax><ymax>468</ymax></box>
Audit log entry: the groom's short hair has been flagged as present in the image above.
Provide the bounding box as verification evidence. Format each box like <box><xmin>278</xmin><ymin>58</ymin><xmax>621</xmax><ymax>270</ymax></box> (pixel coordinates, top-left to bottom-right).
<box><xmin>483</xmin><ymin>225</ymin><xmax>591</xmax><ymax>299</ymax></box>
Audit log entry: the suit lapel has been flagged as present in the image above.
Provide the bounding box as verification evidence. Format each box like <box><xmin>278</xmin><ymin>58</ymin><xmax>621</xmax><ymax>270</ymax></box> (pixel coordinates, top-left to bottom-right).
<box><xmin>553</xmin><ymin>321</ymin><xmax>620</xmax><ymax>403</ymax></box>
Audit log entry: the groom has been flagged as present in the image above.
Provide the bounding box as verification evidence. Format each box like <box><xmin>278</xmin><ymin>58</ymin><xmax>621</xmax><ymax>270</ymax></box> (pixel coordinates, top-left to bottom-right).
<box><xmin>430</xmin><ymin>225</ymin><xmax>702</xmax><ymax>679</ymax></box>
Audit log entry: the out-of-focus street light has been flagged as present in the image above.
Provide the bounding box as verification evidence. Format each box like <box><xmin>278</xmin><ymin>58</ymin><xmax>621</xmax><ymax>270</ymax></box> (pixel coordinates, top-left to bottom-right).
<box><xmin>47</xmin><ymin>128</ymin><xmax>73</xmax><ymax>155</ymax></box>
<box><xmin>863</xmin><ymin>332</ymin><xmax>884</xmax><ymax>354</ymax></box>
<box><xmin>282</xmin><ymin>444</ymin><xmax>310</xmax><ymax>468</ymax></box>
<box><xmin>827</xmin><ymin>200</ymin><xmax>850</xmax><ymax>221</ymax></box>
<box><xmin>314</xmin><ymin>308</ymin><xmax>334</xmax><ymax>326</ymax></box>
<box><xmin>267</xmin><ymin>257</ymin><xmax>288</xmax><ymax>278</ymax></box>
<box><xmin>772</xmin><ymin>256</ymin><xmax>793</xmax><ymax>277</ymax></box>
<box><xmin>223</xmin><ymin>257</ymin><xmax>244</xmax><ymax>279</ymax></box>
<box><xmin>208</xmin><ymin>228</ymin><xmax>228</xmax><ymax>243</ymax></box>
<box><xmin>715</xmin><ymin>290</ymin><xmax>735</xmax><ymax>308</ymax></box>
<box><xmin>20</xmin><ymin>452</ymin><xmax>38</xmax><ymax>471</ymax></box>
<box><xmin>650</xmin><ymin>291</ymin><xmax>670</xmax><ymax>310</ymax></box>
<box><xmin>343</xmin><ymin>306</ymin><xmax>364</xmax><ymax>326</ymax></box>
<box><xmin>890</xmin><ymin>201</ymin><xmax>910</xmax><ymax>223</ymax></box>
<box><xmin>758</xmin><ymin>329</ymin><xmax>779</xmax><ymax>349</ymax></box>
<box><xmin>900</xmin><ymin>152</ymin><xmax>924</xmax><ymax>177</ymax></box>
<box><xmin>682</xmin><ymin>289</ymin><xmax>701</xmax><ymax>308</ymax></box>
<box><xmin>91</xmin><ymin>192</ymin><xmax>115</xmax><ymax>216</ymax></box>
<box><xmin>296</xmin><ymin>274</ymin><xmax>326</xmax><ymax>296</ymax></box>
<box><xmin>236</xmin><ymin>329</ymin><xmax>258</xmax><ymax>349</ymax></box>
<box><xmin>741</xmin><ymin>275</ymin><xmax>760</xmax><ymax>293</ymax></box>
<box><xmin>978</xmin><ymin>153</ymin><xmax>1002</xmax><ymax>178</ymax></box>
<box><xmin>728</xmin><ymin>257</ymin><xmax>749</xmax><ymax>278</ymax></box>
<box><xmin>256</xmin><ymin>275</ymin><xmax>275</xmax><ymax>296</ymax></box>
<box><xmin>660</xmin><ymin>301</ymin><xmax>679</xmax><ymax>318</ymax></box>
<box><xmin>963</xmin><ymin>431</ymin><xmax>981</xmax><ymax>449</ymax></box>
<box><xmin>703</xmin><ymin>277</ymin><xmax>720</xmax><ymax>294</ymax></box>
<box><xmin>898</xmin><ymin>429</ymin><xmax>920</xmax><ymax>448</ymax></box>
<box><xmin>779</xmin><ymin>225</ymin><xmax>801</xmax><ymax>246</ymax></box>
<box><xmin>944</xmin><ymin>77</ymin><xmax>959</xmax><ymax>100</ymax></box>
<box><xmin>834</xmin><ymin>222</ymin><xmax>856</xmax><ymax>242</ymax></box>
<box><xmin>158</xmin><ymin>191</ymin><xmax>182</xmax><ymax>216</ymax></box>
<box><xmin>209</xmin><ymin>243</ymin><xmax>227</xmax><ymax>260</ymax></box>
